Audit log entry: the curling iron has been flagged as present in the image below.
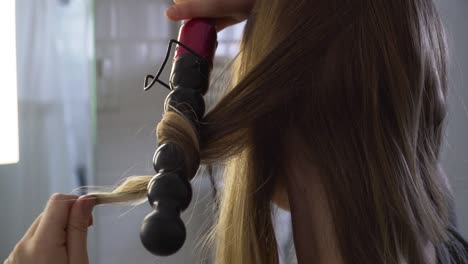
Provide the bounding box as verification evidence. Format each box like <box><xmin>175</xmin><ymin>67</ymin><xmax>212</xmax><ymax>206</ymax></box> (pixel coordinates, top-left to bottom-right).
<box><xmin>140</xmin><ymin>18</ymin><xmax>218</xmax><ymax>256</ymax></box>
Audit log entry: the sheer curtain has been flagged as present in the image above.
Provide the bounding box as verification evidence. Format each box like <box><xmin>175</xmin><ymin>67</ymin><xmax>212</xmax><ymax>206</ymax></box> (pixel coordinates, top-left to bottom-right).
<box><xmin>0</xmin><ymin>0</ymin><xmax>93</xmax><ymax>259</ymax></box>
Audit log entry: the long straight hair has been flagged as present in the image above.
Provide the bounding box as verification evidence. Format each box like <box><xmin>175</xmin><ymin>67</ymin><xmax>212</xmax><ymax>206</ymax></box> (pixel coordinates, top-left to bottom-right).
<box><xmin>91</xmin><ymin>0</ymin><xmax>463</xmax><ymax>263</ymax></box>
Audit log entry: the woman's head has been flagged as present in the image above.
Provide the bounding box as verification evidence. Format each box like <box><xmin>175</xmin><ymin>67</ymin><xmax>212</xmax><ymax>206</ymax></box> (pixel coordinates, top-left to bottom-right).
<box><xmin>201</xmin><ymin>0</ymin><xmax>451</xmax><ymax>263</ymax></box>
<box><xmin>92</xmin><ymin>0</ymin><xmax>459</xmax><ymax>263</ymax></box>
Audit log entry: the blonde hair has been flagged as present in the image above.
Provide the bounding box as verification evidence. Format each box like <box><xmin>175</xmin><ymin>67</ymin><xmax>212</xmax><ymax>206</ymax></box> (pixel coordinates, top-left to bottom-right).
<box><xmin>88</xmin><ymin>0</ymin><xmax>467</xmax><ymax>263</ymax></box>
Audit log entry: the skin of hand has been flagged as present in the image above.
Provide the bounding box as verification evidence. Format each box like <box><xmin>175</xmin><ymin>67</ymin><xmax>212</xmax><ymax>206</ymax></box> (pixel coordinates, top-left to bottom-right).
<box><xmin>165</xmin><ymin>0</ymin><xmax>255</xmax><ymax>31</ymax></box>
<box><xmin>4</xmin><ymin>194</ymin><xmax>96</xmax><ymax>264</ymax></box>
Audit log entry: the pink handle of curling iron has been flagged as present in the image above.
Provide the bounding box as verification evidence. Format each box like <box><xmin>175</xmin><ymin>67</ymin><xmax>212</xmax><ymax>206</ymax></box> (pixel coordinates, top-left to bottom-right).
<box><xmin>175</xmin><ymin>18</ymin><xmax>217</xmax><ymax>64</ymax></box>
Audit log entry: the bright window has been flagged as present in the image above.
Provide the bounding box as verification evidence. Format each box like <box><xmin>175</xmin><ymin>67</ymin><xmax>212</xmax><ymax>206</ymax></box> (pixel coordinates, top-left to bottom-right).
<box><xmin>0</xmin><ymin>1</ymin><xmax>19</xmax><ymax>165</ymax></box>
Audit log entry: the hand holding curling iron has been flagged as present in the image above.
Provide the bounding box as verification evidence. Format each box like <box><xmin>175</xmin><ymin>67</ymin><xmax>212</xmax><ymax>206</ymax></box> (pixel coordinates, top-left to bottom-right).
<box><xmin>166</xmin><ymin>0</ymin><xmax>255</xmax><ymax>31</ymax></box>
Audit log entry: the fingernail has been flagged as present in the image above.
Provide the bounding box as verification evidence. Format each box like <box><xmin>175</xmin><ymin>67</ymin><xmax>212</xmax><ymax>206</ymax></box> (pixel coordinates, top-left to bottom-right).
<box><xmin>166</xmin><ymin>6</ymin><xmax>179</xmax><ymax>18</ymax></box>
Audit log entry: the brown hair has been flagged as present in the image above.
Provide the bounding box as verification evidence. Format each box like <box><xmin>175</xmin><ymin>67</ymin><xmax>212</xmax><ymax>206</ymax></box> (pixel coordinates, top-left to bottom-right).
<box><xmin>90</xmin><ymin>0</ymin><xmax>465</xmax><ymax>263</ymax></box>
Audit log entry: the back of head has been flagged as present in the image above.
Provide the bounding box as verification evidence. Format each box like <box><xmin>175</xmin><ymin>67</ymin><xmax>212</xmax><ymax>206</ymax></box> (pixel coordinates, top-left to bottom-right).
<box><xmin>200</xmin><ymin>0</ymin><xmax>456</xmax><ymax>263</ymax></box>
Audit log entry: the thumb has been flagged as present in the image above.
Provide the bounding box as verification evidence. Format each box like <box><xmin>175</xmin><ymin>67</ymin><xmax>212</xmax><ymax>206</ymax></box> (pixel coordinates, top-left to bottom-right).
<box><xmin>67</xmin><ymin>197</ymin><xmax>96</xmax><ymax>264</ymax></box>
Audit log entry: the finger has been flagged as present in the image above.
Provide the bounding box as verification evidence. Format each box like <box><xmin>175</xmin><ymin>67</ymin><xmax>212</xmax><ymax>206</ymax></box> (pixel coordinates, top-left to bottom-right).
<box><xmin>22</xmin><ymin>213</ymin><xmax>43</xmax><ymax>240</ymax></box>
<box><xmin>67</xmin><ymin>196</ymin><xmax>96</xmax><ymax>264</ymax></box>
<box><xmin>166</xmin><ymin>1</ymin><xmax>226</xmax><ymax>21</ymax></box>
<box><xmin>35</xmin><ymin>193</ymin><xmax>78</xmax><ymax>243</ymax></box>
<box><xmin>215</xmin><ymin>17</ymin><xmax>244</xmax><ymax>32</ymax></box>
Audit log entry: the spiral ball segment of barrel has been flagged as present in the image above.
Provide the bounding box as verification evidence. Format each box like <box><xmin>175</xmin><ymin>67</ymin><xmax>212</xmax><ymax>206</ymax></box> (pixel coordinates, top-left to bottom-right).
<box><xmin>152</xmin><ymin>143</ymin><xmax>188</xmax><ymax>174</ymax></box>
<box><xmin>139</xmin><ymin>206</ymin><xmax>186</xmax><ymax>256</ymax></box>
<box><xmin>169</xmin><ymin>52</ymin><xmax>211</xmax><ymax>94</ymax></box>
<box><xmin>140</xmin><ymin>171</ymin><xmax>193</xmax><ymax>256</ymax></box>
<box><xmin>164</xmin><ymin>88</ymin><xmax>206</xmax><ymax>125</ymax></box>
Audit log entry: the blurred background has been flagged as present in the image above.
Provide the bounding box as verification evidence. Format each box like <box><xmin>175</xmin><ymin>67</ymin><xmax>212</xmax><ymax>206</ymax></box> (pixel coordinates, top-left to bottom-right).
<box><xmin>0</xmin><ymin>0</ymin><xmax>466</xmax><ymax>263</ymax></box>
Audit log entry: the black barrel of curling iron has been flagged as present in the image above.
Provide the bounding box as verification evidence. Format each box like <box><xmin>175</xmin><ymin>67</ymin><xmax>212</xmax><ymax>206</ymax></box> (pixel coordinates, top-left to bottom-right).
<box><xmin>140</xmin><ymin>18</ymin><xmax>218</xmax><ymax>256</ymax></box>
